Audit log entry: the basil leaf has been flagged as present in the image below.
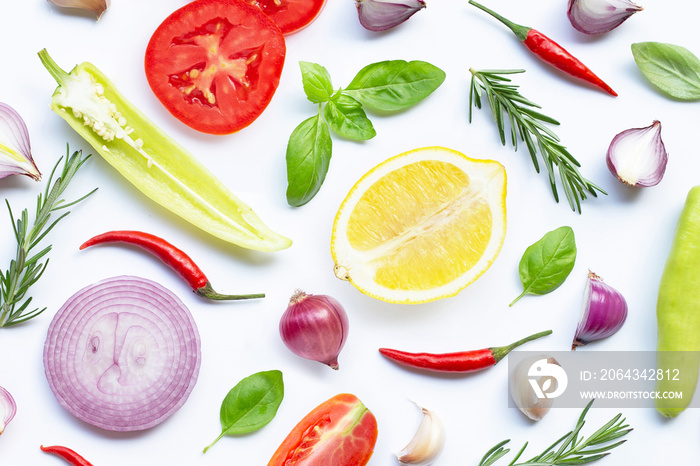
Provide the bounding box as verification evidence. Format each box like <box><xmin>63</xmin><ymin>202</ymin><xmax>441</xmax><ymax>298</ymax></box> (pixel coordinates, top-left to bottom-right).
<box><xmin>324</xmin><ymin>95</ymin><xmax>376</xmax><ymax>141</ymax></box>
<box><xmin>286</xmin><ymin>113</ymin><xmax>333</xmax><ymax>207</ymax></box>
<box><xmin>510</xmin><ymin>226</ymin><xmax>577</xmax><ymax>306</ymax></box>
<box><xmin>631</xmin><ymin>42</ymin><xmax>700</xmax><ymax>100</ymax></box>
<box><xmin>300</xmin><ymin>61</ymin><xmax>334</xmax><ymax>103</ymax></box>
<box><xmin>343</xmin><ymin>60</ymin><xmax>446</xmax><ymax>112</ymax></box>
<box><xmin>204</xmin><ymin>370</ymin><xmax>284</xmax><ymax>453</ymax></box>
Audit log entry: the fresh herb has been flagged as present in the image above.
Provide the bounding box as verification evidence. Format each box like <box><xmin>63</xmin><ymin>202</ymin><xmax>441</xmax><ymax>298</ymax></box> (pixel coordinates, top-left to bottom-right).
<box><xmin>0</xmin><ymin>147</ymin><xmax>94</xmax><ymax>327</ymax></box>
<box><xmin>478</xmin><ymin>400</ymin><xmax>632</xmax><ymax>465</ymax></box>
<box><xmin>286</xmin><ymin>60</ymin><xmax>445</xmax><ymax>207</ymax></box>
<box><xmin>631</xmin><ymin>42</ymin><xmax>700</xmax><ymax>100</ymax></box>
<box><xmin>204</xmin><ymin>370</ymin><xmax>284</xmax><ymax>453</ymax></box>
<box><xmin>510</xmin><ymin>226</ymin><xmax>576</xmax><ymax>306</ymax></box>
<box><xmin>469</xmin><ymin>69</ymin><xmax>605</xmax><ymax>213</ymax></box>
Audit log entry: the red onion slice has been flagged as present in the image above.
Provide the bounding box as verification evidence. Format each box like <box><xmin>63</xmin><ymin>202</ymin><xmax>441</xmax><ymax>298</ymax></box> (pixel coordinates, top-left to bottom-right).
<box><xmin>43</xmin><ymin>276</ymin><xmax>201</xmax><ymax>432</ymax></box>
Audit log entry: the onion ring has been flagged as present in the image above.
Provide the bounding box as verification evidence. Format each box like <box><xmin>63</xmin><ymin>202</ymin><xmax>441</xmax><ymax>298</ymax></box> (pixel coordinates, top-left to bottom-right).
<box><xmin>43</xmin><ymin>275</ymin><xmax>201</xmax><ymax>432</ymax></box>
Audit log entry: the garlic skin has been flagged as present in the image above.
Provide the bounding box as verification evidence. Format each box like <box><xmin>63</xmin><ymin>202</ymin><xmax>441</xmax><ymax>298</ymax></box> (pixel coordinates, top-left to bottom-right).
<box><xmin>607</xmin><ymin>120</ymin><xmax>667</xmax><ymax>187</ymax></box>
<box><xmin>510</xmin><ymin>355</ymin><xmax>558</xmax><ymax>421</ymax></box>
<box><xmin>0</xmin><ymin>102</ymin><xmax>41</xmax><ymax>181</ymax></box>
<box><xmin>397</xmin><ymin>404</ymin><xmax>445</xmax><ymax>465</ymax></box>
<box><xmin>0</xmin><ymin>386</ymin><xmax>17</xmax><ymax>435</ymax></box>
<box><xmin>356</xmin><ymin>0</ymin><xmax>426</xmax><ymax>32</ymax></box>
<box><xmin>573</xmin><ymin>271</ymin><xmax>628</xmax><ymax>349</ymax></box>
<box><xmin>567</xmin><ymin>0</ymin><xmax>642</xmax><ymax>35</ymax></box>
<box><xmin>47</xmin><ymin>0</ymin><xmax>110</xmax><ymax>20</ymax></box>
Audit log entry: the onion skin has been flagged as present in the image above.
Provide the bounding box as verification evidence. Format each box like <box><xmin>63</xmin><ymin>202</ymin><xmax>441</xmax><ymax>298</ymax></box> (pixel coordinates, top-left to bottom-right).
<box><xmin>573</xmin><ymin>272</ymin><xmax>628</xmax><ymax>349</ymax></box>
<box><xmin>43</xmin><ymin>276</ymin><xmax>201</xmax><ymax>432</ymax></box>
<box><xmin>279</xmin><ymin>290</ymin><xmax>349</xmax><ymax>370</ymax></box>
<box><xmin>567</xmin><ymin>0</ymin><xmax>642</xmax><ymax>36</ymax></box>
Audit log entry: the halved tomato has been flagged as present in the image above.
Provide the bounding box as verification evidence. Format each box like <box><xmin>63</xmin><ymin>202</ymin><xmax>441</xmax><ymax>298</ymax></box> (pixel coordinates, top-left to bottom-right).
<box><xmin>145</xmin><ymin>0</ymin><xmax>286</xmax><ymax>135</ymax></box>
<box><xmin>268</xmin><ymin>393</ymin><xmax>378</xmax><ymax>465</ymax></box>
<box><xmin>245</xmin><ymin>0</ymin><xmax>326</xmax><ymax>35</ymax></box>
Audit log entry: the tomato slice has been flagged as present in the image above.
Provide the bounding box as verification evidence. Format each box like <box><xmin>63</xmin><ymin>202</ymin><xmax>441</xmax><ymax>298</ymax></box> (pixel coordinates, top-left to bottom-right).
<box><xmin>245</xmin><ymin>0</ymin><xmax>326</xmax><ymax>35</ymax></box>
<box><xmin>145</xmin><ymin>0</ymin><xmax>286</xmax><ymax>135</ymax></box>
<box><xmin>268</xmin><ymin>393</ymin><xmax>378</xmax><ymax>465</ymax></box>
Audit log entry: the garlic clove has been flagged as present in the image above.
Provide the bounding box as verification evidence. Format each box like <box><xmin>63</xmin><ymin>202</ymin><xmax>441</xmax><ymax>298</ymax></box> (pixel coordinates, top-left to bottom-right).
<box><xmin>510</xmin><ymin>355</ymin><xmax>559</xmax><ymax>421</ymax></box>
<box><xmin>355</xmin><ymin>0</ymin><xmax>426</xmax><ymax>32</ymax></box>
<box><xmin>567</xmin><ymin>0</ymin><xmax>642</xmax><ymax>35</ymax></box>
<box><xmin>0</xmin><ymin>102</ymin><xmax>41</xmax><ymax>181</ymax></box>
<box><xmin>397</xmin><ymin>403</ymin><xmax>445</xmax><ymax>465</ymax></box>
<box><xmin>0</xmin><ymin>386</ymin><xmax>17</xmax><ymax>435</ymax></box>
<box><xmin>47</xmin><ymin>0</ymin><xmax>110</xmax><ymax>21</ymax></box>
<box><xmin>573</xmin><ymin>271</ymin><xmax>628</xmax><ymax>349</ymax></box>
<box><xmin>606</xmin><ymin>120</ymin><xmax>667</xmax><ymax>187</ymax></box>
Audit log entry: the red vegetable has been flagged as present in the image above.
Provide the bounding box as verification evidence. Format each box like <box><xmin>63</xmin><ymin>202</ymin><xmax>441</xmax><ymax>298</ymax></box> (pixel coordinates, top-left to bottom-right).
<box><xmin>245</xmin><ymin>0</ymin><xmax>326</xmax><ymax>35</ymax></box>
<box><xmin>268</xmin><ymin>393</ymin><xmax>378</xmax><ymax>465</ymax></box>
<box><xmin>80</xmin><ymin>230</ymin><xmax>264</xmax><ymax>300</ymax></box>
<box><xmin>379</xmin><ymin>330</ymin><xmax>552</xmax><ymax>373</ymax></box>
<box><xmin>145</xmin><ymin>0</ymin><xmax>286</xmax><ymax>134</ymax></box>
<box><xmin>40</xmin><ymin>445</ymin><xmax>93</xmax><ymax>466</ymax></box>
<box><xmin>468</xmin><ymin>0</ymin><xmax>617</xmax><ymax>96</ymax></box>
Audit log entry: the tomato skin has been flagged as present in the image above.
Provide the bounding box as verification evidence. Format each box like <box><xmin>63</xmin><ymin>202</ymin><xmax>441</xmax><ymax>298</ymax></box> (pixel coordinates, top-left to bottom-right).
<box><xmin>246</xmin><ymin>0</ymin><xmax>327</xmax><ymax>35</ymax></box>
<box><xmin>268</xmin><ymin>393</ymin><xmax>378</xmax><ymax>466</ymax></box>
<box><xmin>145</xmin><ymin>0</ymin><xmax>286</xmax><ymax>135</ymax></box>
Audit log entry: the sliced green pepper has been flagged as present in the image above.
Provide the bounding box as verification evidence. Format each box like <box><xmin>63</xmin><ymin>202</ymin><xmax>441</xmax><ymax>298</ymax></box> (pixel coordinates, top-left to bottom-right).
<box><xmin>38</xmin><ymin>49</ymin><xmax>291</xmax><ymax>252</ymax></box>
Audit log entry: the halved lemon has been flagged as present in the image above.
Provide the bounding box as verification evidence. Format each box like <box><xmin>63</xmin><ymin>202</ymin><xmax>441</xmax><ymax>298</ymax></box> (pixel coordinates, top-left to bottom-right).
<box><xmin>331</xmin><ymin>146</ymin><xmax>506</xmax><ymax>304</ymax></box>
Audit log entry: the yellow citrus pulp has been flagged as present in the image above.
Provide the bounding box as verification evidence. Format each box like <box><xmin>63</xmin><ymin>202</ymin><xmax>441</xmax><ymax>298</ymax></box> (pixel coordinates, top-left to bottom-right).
<box><xmin>331</xmin><ymin>146</ymin><xmax>507</xmax><ymax>304</ymax></box>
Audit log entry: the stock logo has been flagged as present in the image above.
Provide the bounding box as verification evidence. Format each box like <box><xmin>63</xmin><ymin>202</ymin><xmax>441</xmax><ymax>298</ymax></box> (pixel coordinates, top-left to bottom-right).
<box><xmin>528</xmin><ymin>358</ymin><xmax>568</xmax><ymax>399</ymax></box>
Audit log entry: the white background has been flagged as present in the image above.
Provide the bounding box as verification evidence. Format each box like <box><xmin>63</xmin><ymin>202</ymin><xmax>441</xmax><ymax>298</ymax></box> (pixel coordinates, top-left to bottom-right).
<box><xmin>1</xmin><ymin>0</ymin><xmax>698</xmax><ymax>464</ymax></box>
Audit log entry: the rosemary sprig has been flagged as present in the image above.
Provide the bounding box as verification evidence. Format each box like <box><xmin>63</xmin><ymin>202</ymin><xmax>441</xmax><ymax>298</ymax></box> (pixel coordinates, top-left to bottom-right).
<box><xmin>478</xmin><ymin>400</ymin><xmax>632</xmax><ymax>465</ymax></box>
<box><xmin>469</xmin><ymin>68</ymin><xmax>606</xmax><ymax>213</ymax></box>
<box><xmin>0</xmin><ymin>147</ymin><xmax>95</xmax><ymax>327</ymax></box>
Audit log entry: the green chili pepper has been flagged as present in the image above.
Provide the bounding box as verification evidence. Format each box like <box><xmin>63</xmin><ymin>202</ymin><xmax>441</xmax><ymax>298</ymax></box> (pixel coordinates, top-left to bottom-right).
<box><xmin>38</xmin><ymin>49</ymin><xmax>291</xmax><ymax>252</ymax></box>
<box><xmin>656</xmin><ymin>186</ymin><xmax>700</xmax><ymax>417</ymax></box>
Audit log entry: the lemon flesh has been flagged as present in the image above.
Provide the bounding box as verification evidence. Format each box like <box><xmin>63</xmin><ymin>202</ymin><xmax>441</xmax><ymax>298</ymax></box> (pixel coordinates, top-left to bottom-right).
<box><xmin>332</xmin><ymin>147</ymin><xmax>506</xmax><ymax>304</ymax></box>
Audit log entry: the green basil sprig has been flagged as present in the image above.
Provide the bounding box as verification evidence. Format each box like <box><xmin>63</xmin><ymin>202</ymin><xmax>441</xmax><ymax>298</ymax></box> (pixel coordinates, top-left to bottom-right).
<box><xmin>510</xmin><ymin>226</ymin><xmax>577</xmax><ymax>306</ymax></box>
<box><xmin>632</xmin><ymin>42</ymin><xmax>700</xmax><ymax>100</ymax></box>
<box><xmin>286</xmin><ymin>60</ymin><xmax>445</xmax><ymax>207</ymax></box>
<box><xmin>203</xmin><ymin>370</ymin><xmax>284</xmax><ymax>453</ymax></box>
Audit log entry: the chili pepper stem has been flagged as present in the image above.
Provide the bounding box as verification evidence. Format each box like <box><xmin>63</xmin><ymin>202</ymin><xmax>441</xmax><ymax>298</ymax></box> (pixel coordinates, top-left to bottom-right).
<box><xmin>38</xmin><ymin>49</ymin><xmax>70</xmax><ymax>84</ymax></box>
<box><xmin>490</xmin><ymin>330</ymin><xmax>553</xmax><ymax>363</ymax></box>
<box><xmin>195</xmin><ymin>283</ymin><xmax>265</xmax><ymax>301</ymax></box>
<box><xmin>468</xmin><ymin>0</ymin><xmax>530</xmax><ymax>41</ymax></box>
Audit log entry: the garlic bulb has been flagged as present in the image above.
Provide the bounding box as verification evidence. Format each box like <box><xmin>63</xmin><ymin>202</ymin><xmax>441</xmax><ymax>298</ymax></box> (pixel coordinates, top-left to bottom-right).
<box><xmin>567</xmin><ymin>0</ymin><xmax>642</xmax><ymax>35</ymax></box>
<box><xmin>397</xmin><ymin>404</ymin><xmax>445</xmax><ymax>465</ymax></box>
<box><xmin>356</xmin><ymin>0</ymin><xmax>426</xmax><ymax>32</ymax></box>
<box><xmin>509</xmin><ymin>355</ymin><xmax>559</xmax><ymax>421</ymax></box>
<box><xmin>47</xmin><ymin>0</ymin><xmax>110</xmax><ymax>20</ymax></box>
<box><xmin>606</xmin><ymin>120</ymin><xmax>667</xmax><ymax>187</ymax></box>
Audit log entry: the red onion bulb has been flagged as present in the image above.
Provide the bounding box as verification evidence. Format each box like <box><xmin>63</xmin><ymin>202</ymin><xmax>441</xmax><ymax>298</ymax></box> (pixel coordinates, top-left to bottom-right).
<box><xmin>279</xmin><ymin>290</ymin><xmax>349</xmax><ymax>370</ymax></box>
<box><xmin>572</xmin><ymin>271</ymin><xmax>628</xmax><ymax>349</ymax></box>
<box><xmin>43</xmin><ymin>276</ymin><xmax>201</xmax><ymax>431</ymax></box>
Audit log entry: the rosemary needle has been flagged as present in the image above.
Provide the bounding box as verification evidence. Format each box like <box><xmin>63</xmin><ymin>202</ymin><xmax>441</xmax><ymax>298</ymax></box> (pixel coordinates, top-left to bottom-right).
<box><xmin>0</xmin><ymin>146</ymin><xmax>95</xmax><ymax>327</ymax></box>
<box><xmin>478</xmin><ymin>400</ymin><xmax>632</xmax><ymax>465</ymax></box>
<box><xmin>469</xmin><ymin>68</ymin><xmax>606</xmax><ymax>213</ymax></box>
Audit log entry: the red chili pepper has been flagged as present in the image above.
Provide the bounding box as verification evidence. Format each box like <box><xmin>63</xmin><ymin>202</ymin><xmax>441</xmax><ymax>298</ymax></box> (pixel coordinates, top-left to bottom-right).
<box><xmin>80</xmin><ymin>230</ymin><xmax>264</xmax><ymax>301</ymax></box>
<box><xmin>40</xmin><ymin>445</ymin><xmax>94</xmax><ymax>466</ymax></box>
<box><xmin>469</xmin><ymin>0</ymin><xmax>617</xmax><ymax>96</ymax></box>
<box><xmin>378</xmin><ymin>330</ymin><xmax>552</xmax><ymax>373</ymax></box>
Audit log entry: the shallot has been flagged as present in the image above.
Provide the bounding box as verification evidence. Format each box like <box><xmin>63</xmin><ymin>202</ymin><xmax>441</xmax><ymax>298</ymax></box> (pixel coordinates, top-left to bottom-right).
<box><xmin>607</xmin><ymin>120</ymin><xmax>667</xmax><ymax>187</ymax></box>
<box><xmin>572</xmin><ymin>271</ymin><xmax>628</xmax><ymax>349</ymax></box>
<box><xmin>567</xmin><ymin>0</ymin><xmax>642</xmax><ymax>35</ymax></box>
<box><xmin>43</xmin><ymin>276</ymin><xmax>201</xmax><ymax>431</ymax></box>
<box><xmin>0</xmin><ymin>102</ymin><xmax>40</xmax><ymax>181</ymax></box>
<box><xmin>355</xmin><ymin>0</ymin><xmax>426</xmax><ymax>32</ymax></box>
<box><xmin>279</xmin><ymin>290</ymin><xmax>349</xmax><ymax>370</ymax></box>
<box><xmin>0</xmin><ymin>386</ymin><xmax>16</xmax><ymax>435</ymax></box>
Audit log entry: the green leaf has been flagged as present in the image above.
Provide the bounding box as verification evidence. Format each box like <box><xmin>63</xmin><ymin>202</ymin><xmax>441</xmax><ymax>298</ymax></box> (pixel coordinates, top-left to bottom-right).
<box><xmin>286</xmin><ymin>113</ymin><xmax>333</xmax><ymax>207</ymax></box>
<box><xmin>300</xmin><ymin>61</ymin><xmax>334</xmax><ymax>103</ymax></box>
<box><xmin>631</xmin><ymin>42</ymin><xmax>700</xmax><ymax>100</ymax></box>
<box><xmin>204</xmin><ymin>370</ymin><xmax>284</xmax><ymax>453</ymax></box>
<box><xmin>323</xmin><ymin>94</ymin><xmax>376</xmax><ymax>140</ymax></box>
<box><xmin>510</xmin><ymin>226</ymin><xmax>576</xmax><ymax>306</ymax></box>
<box><xmin>343</xmin><ymin>60</ymin><xmax>445</xmax><ymax>112</ymax></box>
